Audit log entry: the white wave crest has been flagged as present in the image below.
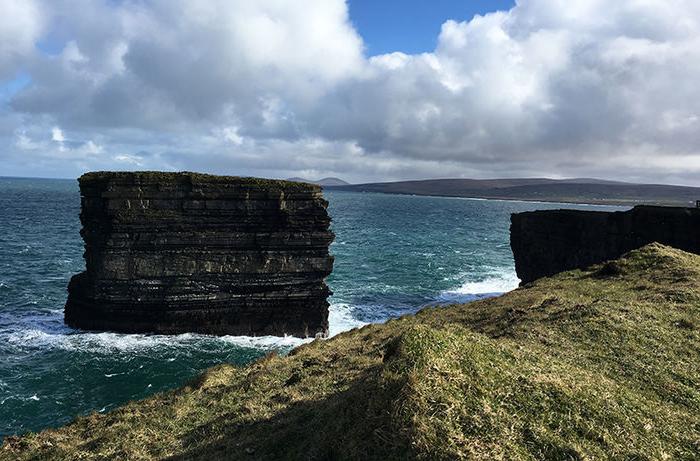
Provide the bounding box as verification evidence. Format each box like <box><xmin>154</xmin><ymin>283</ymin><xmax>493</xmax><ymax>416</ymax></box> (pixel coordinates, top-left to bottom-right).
<box><xmin>3</xmin><ymin>304</ymin><xmax>366</xmax><ymax>354</ymax></box>
<box><xmin>328</xmin><ymin>302</ymin><xmax>367</xmax><ymax>337</ymax></box>
<box><xmin>4</xmin><ymin>327</ymin><xmax>313</xmax><ymax>354</ymax></box>
<box><xmin>438</xmin><ymin>271</ymin><xmax>520</xmax><ymax>304</ymax></box>
<box><xmin>219</xmin><ymin>334</ymin><xmax>310</xmax><ymax>349</ymax></box>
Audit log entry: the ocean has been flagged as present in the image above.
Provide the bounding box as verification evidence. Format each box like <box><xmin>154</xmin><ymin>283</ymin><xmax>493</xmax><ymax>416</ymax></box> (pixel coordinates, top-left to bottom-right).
<box><xmin>0</xmin><ymin>177</ymin><xmax>624</xmax><ymax>438</ymax></box>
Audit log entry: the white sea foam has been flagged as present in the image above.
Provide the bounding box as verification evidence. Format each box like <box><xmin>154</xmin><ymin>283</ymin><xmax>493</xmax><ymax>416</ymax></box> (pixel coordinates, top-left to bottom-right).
<box><xmin>2</xmin><ymin>270</ymin><xmax>517</xmax><ymax>357</ymax></box>
<box><xmin>1</xmin><ymin>302</ymin><xmax>318</xmax><ymax>352</ymax></box>
<box><xmin>328</xmin><ymin>302</ymin><xmax>367</xmax><ymax>337</ymax></box>
<box><xmin>5</xmin><ymin>327</ymin><xmax>313</xmax><ymax>354</ymax></box>
<box><xmin>219</xmin><ymin>334</ymin><xmax>309</xmax><ymax>349</ymax></box>
<box><xmin>438</xmin><ymin>271</ymin><xmax>520</xmax><ymax>304</ymax></box>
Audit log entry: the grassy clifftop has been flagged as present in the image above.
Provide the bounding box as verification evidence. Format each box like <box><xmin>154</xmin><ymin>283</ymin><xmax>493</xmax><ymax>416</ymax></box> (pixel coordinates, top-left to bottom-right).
<box><xmin>80</xmin><ymin>171</ymin><xmax>320</xmax><ymax>191</ymax></box>
<box><xmin>3</xmin><ymin>244</ymin><xmax>699</xmax><ymax>460</ymax></box>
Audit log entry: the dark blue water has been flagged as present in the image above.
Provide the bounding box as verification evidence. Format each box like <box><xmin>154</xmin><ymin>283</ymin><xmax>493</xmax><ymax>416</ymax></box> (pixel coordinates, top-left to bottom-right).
<box><xmin>0</xmin><ymin>177</ymin><xmax>624</xmax><ymax>438</ymax></box>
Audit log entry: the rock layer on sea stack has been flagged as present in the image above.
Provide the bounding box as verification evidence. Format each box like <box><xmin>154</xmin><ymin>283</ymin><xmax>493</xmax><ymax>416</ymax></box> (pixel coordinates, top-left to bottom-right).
<box><xmin>65</xmin><ymin>172</ymin><xmax>334</xmax><ymax>337</ymax></box>
<box><xmin>511</xmin><ymin>205</ymin><xmax>700</xmax><ymax>284</ymax></box>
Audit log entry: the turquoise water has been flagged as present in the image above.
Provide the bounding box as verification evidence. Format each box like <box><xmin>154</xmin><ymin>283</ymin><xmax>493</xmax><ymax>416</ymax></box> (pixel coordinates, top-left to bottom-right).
<box><xmin>0</xmin><ymin>177</ymin><xmax>624</xmax><ymax>438</ymax></box>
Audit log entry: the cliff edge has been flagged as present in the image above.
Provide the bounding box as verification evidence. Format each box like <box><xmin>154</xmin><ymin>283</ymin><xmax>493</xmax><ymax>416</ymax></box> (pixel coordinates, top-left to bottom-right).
<box><xmin>511</xmin><ymin>205</ymin><xmax>700</xmax><ymax>284</ymax></box>
<box><xmin>64</xmin><ymin>171</ymin><xmax>334</xmax><ymax>337</ymax></box>
<box><xmin>6</xmin><ymin>244</ymin><xmax>699</xmax><ymax>459</ymax></box>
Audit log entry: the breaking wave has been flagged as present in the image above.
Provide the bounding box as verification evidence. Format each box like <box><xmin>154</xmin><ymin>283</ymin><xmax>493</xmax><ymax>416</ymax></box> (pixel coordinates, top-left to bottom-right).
<box><xmin>437</xmin><ymin>270</ymin><xmax>520</xmax><ymax>304</ymax></box>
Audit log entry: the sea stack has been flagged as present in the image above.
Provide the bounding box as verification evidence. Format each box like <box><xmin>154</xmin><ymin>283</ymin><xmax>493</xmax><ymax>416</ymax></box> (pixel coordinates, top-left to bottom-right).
<box><xmin>510</xmin><ymin>205</ymin><xmax>700</xmax><ymax>284</ymax></box>
<box><xmin>65</xmin><ymin>171</ymin><xmax>334</xmax><ymax>337</ymax></box>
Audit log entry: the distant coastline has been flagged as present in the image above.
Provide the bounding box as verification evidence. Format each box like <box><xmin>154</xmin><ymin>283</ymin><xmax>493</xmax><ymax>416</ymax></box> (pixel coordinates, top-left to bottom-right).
<box><xmin>326</xmin><ymin>188</ymin><xmax>636</xmax><ymax>207</ymax></box>
<box><xmin>326</xmin><ymin>177</ymin><xmax>700</xmax><ymax>207</ymax></box>
<box><xmin>2</xmin><ymin>175</ymin><xmax>696</xmax><ymax>207</ymax></box>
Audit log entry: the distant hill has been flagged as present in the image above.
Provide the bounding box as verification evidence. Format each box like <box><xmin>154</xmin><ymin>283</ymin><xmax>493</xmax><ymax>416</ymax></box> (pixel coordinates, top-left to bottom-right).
<box><xmin>287</xmin><ymin>177</ymin><xmax>350</xmax><ymax>187</ymax></box>
<box><xmin>326</xmin><ymin>177</ymin><xmax>700</xmax><ymax>206</ymax></box>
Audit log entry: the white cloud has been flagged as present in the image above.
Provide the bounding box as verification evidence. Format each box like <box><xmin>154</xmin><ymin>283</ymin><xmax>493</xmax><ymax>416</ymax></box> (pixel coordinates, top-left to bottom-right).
<box><xmin>51</xmin><ymin>126</ymin><xmax>65</xmax><ymax>142</ymax></box>
<box><xmin>15</xmin><ymin>130</ymin><xmax>42</xmax><ymax>150</ymax></box>
<box><xmin>0</xmin><ymin>0</ymin><xmax>43</xmax><ymax>78</ymax></box>
<box><xmin>114</xmin><ymin>154</ymin><xmax>143</xmax><ymax>166</ymax></box>
<box><xmin>308</xmin><ymin>0</ymin><xmax>700</xmax><ymax>181</ymax></box>
<box><xmin>219</xmin><ymin>127</ymin><xmax>244</xmax><ymax>146</ymax></box>
<box><xmin>82</xmin><ymin>140</ymin><xmax>104</xmax><ymax>154</ymax></box>
<box><xmin>1</xmin><ymin>0</ymin><xmax>700</xmax><ymax>185</ymax></box>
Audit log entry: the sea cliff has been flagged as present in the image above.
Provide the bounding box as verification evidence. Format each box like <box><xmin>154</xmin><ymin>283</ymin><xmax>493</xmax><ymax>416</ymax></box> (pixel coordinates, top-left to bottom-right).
<box><xmin>64</xmin><ymin>172</ymin><xmax>334</xmax><ymax>337</ymax></box>
<box><xmin>5</xmin><ymin>244</ymin><xmax>699</xmax><ymax>459</ymax></box>
<box><xmin>510</xmin><ymin>205</ymin><xmax>700</xmax><ymax>284</ymax></box>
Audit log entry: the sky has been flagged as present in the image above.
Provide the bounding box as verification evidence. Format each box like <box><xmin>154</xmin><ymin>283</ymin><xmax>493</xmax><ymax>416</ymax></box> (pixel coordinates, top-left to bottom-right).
<box><xmin>1</xmin><ymin>0</ymin><xmax>700</xmax><ymax>185</ymax></box>
<box><xmin>349</xmin><ymin>0</ymin><xmax>515</xmax><ymax>55</ymax></box>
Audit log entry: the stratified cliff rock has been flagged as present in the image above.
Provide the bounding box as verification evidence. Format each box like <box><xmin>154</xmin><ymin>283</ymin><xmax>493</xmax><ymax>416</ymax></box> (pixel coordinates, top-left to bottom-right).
<box><xmin>510</xmin><ymin>205</ymin><xmax>700</xmax><ymax>283</ymax></box>
<box><xmin>65</xmin><ymin>172</ymin><xmax>334</xmax><ymax>337</ymax></box>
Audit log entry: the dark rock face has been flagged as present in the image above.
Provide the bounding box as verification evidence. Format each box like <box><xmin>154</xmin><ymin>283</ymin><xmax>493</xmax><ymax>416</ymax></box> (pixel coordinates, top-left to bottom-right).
<box><xmin>511</xmin><ymin>205</ymin><xmax>700</xmax><ymax>284</ymax></box>
<box><xmin>65</xmin><ymin>172</ymin><xmax>334</xmax><ymax>337</ymax></box>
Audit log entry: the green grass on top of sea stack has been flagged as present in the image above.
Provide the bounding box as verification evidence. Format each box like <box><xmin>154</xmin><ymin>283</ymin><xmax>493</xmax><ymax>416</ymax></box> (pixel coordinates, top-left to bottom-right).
<box><xmin>3</xmin><ymin>243</ymin><xmax>699</xmax><ymax>460</ymax></box>
<box><xmin>79</xmin><ymin>171</ymin><xmax>320</xmax><ymax>191</ymax></box>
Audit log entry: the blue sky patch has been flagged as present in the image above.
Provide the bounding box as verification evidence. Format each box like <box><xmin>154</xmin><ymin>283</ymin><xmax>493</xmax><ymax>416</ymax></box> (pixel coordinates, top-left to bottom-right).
<box><xmin>348</xmin><ymin>0</ymin><xmax>515</xmax><ymax>55</ymax></box>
